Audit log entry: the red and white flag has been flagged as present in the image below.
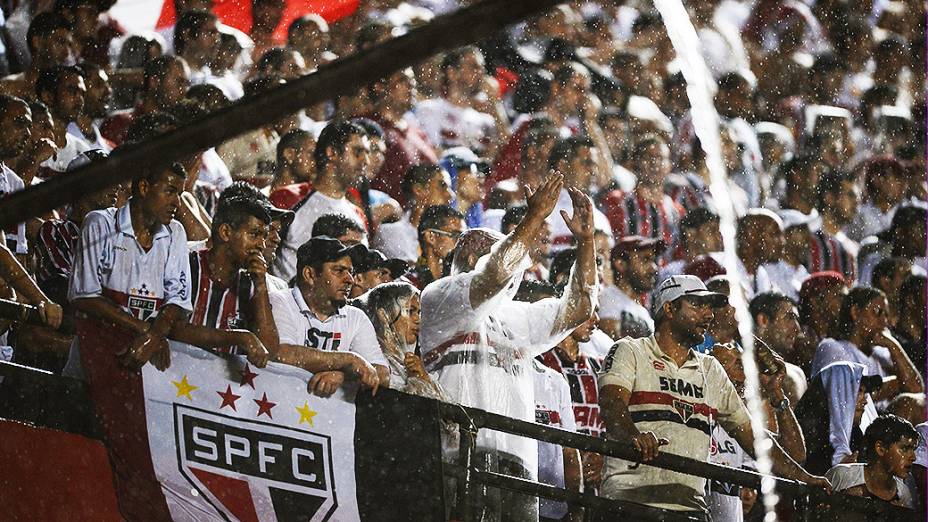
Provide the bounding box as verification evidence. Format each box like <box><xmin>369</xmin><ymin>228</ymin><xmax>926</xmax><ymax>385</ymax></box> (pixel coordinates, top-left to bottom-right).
<box><xmin>143</xmin><ymin>342</ymin><xmax>361</xmax><ymax>522</ymax></box>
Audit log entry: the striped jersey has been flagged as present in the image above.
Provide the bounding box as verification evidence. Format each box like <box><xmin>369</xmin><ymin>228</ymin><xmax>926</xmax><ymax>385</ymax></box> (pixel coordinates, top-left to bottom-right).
<box><xmin>807</xmin><ymin>229</ymin><xmax>857</xmax><ymax>282</ymax></box>
<box><xmin>600</xmin><ymin>189</ymin><xmax>682</xmax><ymax>258</ymax></box>
<box><xmin>538</xmin><ymin>347</ymin><xmax>604</xmax><ymax>437</ymax></box>
<box><xmin>598</xmin><ymin>335</ymin><xmax>750</xmax><ymax>513</ymax></box>
<box><xmin>35</xmin><ymin>218</ymin><xmax>80</xmax><ymax>287</ymax></box>
<box><xmin>188</xmin><ymin>250</ymin><xmax>250</xmax><ymax>354</ymax></box>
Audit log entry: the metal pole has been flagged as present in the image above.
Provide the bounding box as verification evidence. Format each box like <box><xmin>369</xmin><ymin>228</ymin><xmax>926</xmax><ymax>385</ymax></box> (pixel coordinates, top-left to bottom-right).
<box><xmin>0</xmin><ymin>0</ymin><xmax>564</xmax><ymax>229</ymax></box>
<box><xmin>456</xmin><ymin>422</ymin><xmax>479</xmax><ymax>522</ymax></box>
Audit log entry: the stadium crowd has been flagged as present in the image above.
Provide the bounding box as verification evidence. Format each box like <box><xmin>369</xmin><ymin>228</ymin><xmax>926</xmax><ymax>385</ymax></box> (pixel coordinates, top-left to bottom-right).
<box><xmin>0</xmin><ymin>0</ymin><xmax>924</xmax><ymax>520</ymax></box>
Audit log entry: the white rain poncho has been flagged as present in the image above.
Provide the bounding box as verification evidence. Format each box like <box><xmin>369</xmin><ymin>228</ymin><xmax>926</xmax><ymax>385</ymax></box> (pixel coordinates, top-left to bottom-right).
<box><xmin>419</xmin><ymin>233</ymin><xmax>597</xmax><ymax>477</ymax></box>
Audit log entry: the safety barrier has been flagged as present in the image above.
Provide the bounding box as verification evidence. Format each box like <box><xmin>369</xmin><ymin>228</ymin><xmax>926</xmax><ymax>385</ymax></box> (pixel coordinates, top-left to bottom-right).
<box><xmin>437</xmin><ymin>402</ymin><xmax>917</xmax><ymax>521</ymax></box>
<box><xmin>0</xmin><ymin>360</ymin><xmax>917</xmax><ymax>520</ymax></box>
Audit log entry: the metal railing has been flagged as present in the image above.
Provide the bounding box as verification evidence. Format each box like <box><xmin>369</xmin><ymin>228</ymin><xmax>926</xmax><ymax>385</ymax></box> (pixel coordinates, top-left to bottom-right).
<box><xmin>437</xmin><ymin>402</ymin><xmax>917</xmax><ymax>521</ymax></box>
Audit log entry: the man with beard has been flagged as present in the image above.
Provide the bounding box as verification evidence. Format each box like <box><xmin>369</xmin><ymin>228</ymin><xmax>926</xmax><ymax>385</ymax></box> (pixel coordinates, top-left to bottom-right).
<box><xmin>35</xmin><ymin>65</ymin><xmax>91</xmax><ymax>173</ymax></box>
<box><xmin>268</xmin><ymin>236</ymin><xmax>388</xmax><ymax>397</ymax></box>
<box><xmin>599</xmin><ymin>236</ymin><xmax>663</xmax><ymax>340</ymax></box>
<box><xmin>597</xmin><ymin>274</ymin><xmax>830</xmax><ymax>519</ymax></box>
<box><xmin>274</xmin><ymin>120</ymin><xmax>371</xmax><ymax>282</ymax></box>
<box><xmin>73</xmin><ymin>62</ymin><xmax>113</xmax><ymax>150</ymax></box>
<box><xmin>749</xmin><ymin>292</ymin><xmax>809</xmax><ymax>402</ymax></box>
<box><xmin>811</xmin><ymin>170</ymin><xmax>860</xmax><ymax>281</ymax></box>
<box><xmin>538</xmin><ymin>313</ymin><xmax>606</xmax><ymax>498</ymax></box>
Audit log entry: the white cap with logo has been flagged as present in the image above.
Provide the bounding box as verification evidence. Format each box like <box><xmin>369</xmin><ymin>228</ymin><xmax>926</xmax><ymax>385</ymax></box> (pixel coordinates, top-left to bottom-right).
<box><xmin>654</xmin><ymin>275</ymin><xmax>728</xmax><ymax>317</ymax></box>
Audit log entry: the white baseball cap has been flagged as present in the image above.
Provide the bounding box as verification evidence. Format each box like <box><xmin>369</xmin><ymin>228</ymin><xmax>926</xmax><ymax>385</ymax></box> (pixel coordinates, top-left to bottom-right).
<box><xmin>654</xmin><ymin>275</ymin><xmax>728</xmax><ymax>317</ymax></box>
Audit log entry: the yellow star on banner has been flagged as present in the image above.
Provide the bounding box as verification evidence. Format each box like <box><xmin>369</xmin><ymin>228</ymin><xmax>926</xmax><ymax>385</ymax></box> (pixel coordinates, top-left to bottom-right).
<box><xmin>172</xmin><ymin>374</ymin><xmax>199</xmax><ymax>401</ymax></box>
<box><xmin>296</xmin><ymin>402</ymin><xmax>317</xmax><ymax>426</ymax></box>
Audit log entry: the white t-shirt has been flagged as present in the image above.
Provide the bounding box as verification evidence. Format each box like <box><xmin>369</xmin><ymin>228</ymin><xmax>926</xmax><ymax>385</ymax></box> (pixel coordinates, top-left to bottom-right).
<box><xmin>598</xmin><ymin>335</ymin><xmax>751</xmax><ymax>512</ymax></box>
<box><xmin>371</xmin><ymin>215</ymin><xmax>418</xmax><ymax>262</ymax></box>
<box><xmin>847</xmin><ymin>202</ymin><xmax>896</xmax><ymax>243</ymax></box>
<box><xmin>825</xmin><ymin>463</ymin><xmax>914</xmax><ymax>508</ymax></box>
<box><xmin>532</xmin><ymin>359</ymin><xmax>577</xmax><ymax>520</ymax></box>
<box><xmin>599</xmin><ymin>285</ymin><xmax>654</xmax><ymax>339</ymax></box>
<box><xmin>413</xmin><ymin>98</ymin><xmax>497</xmax><ymax>153</ymax></box>
<box><xmin>268</xmin><ymin>287</ymin><xmax>386</xmax><ymax>367</ymax></box>
<box><xmin>64</xmin><ymin>202</ymin><xmax>193</xmax><ymax>378</ymax></box>
<box><xmin>273</xmin><ymin>191</ymin><xmax>367</xmax><ymax>281</ymax></box>
<box><xmin>68</xmin><ymin>202</ymin><xmax>192</xmax><ymax>317</ymax></box>
<box><xmin>41</xmin><ymin>131</ymin><xmax>92</xmax><ymax>173</ymax></box>
<box><xmin>755</xmin><ymin>260</ymin><xmax>809</xmax><ymax>301</ymax></box>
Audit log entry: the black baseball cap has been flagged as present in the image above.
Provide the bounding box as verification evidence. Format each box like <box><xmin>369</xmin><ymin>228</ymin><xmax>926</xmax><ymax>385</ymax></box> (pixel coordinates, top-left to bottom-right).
<box><xmin>296</xmin><ymin>236</ymin><xmax>366</xmax><ymax>271</ymax></box>
<box><xmin>354</xmin><ymin>248</ymin><xmax>387</xmax><ymax>272</ymax></box>
<box><xmin>260</xmin><ymin>200</ymin><xmax>295</xmax><ymax>228</ymax></box>
<box><xmin>383</xmin><ymin>258</ymin><xmax>410</xmax><ymax>279</ymax></box>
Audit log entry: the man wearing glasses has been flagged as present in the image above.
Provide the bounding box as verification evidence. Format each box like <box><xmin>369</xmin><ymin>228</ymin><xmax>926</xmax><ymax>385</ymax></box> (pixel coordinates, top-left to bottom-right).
<box><xmin>408</xmin><ymin>204</ymin><xmax>465</xmax><ymax>290</ymax></box>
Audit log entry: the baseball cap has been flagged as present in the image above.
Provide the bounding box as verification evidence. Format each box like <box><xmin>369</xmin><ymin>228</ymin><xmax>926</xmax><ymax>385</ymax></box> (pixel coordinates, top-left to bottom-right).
<box><xmin>799</xmin><ymin>271</ymin><xmax>846</xmax><ymax>304</ymax></box>
<box><xmin>678</xmin><ymin>207</ymin><xmax>719</xmax><ymax>231</ymax></box>
<box><xmin>684</xmin><ymin>255</ymin><xmax>726</xmax><ymax>281</ymax></box>
<box><xmin>382</xmin><ymin>258</ymin><xmax>410</xmax><ymax>280</ymax></box>
<box><xmin>611</xmin><ymin>235</ymin><xmax>666</xmax><ymax>259</ymax></box>
<box><xmin>654</xmin><ymin>275</ymin><xmax>728</xmax><ymax>317</ymax></box>
<box><xmin>261</xmin><ymin>199</ymin><xmax>295</xmax><ymax>228</ymax></box>
<box><xmin>354</xmin><ymin>248</ymin><xmax>387</xmax><ymax>273</ymax></box>
<box><xmin>296</xmin><ymin>236</ymin><xmax>366</xmax><ymax>272</ymax></box>
<box><xmin>877</xmin><ymin>203</ymin><xmax>927</xmax><ymax>242</ymax></box>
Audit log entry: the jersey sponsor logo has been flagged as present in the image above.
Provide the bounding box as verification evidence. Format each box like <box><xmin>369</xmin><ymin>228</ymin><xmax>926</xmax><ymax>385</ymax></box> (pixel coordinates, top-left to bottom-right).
<box><xmin>176</xmin><ymin>405</ymin><xmax>338</xmax><ymax>521</ymax></box>
<box><xmin>659</xmin><ymin>376</ymin><xmax>704</xmax><ymax>399</ymax></box>
<box><xmin>305</xmin><ymin>328</ymin><xmax>342</xmax><ymax>351</ymax></box>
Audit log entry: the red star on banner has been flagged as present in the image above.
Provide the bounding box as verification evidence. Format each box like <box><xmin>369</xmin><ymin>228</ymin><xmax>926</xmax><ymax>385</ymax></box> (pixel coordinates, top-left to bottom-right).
<box><xmin>254</xmin><ymin>392</ymin><xmax>276</xmax><ymax>418</ymax></box>
<box><xmin>240</xmin><ymin>364</ymin><xmax>258</xmax><ymax>389</ymax></box>
<box><xmin>217</xmin><ymin>385</ymin><xmax>241</xmax><ymax>411</ymax></box>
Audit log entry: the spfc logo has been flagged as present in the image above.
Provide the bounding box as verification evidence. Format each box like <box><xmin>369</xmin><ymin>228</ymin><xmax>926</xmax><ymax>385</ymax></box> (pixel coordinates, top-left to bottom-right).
<box><xmin>673</xmin><ymin>399</ymin><xmax>694</xmax><ymax>423</ymax></box>
<box><xmin>175</xmin><ymin>404</ymin><xmax>338</xmax><ymax>521</ymax></box>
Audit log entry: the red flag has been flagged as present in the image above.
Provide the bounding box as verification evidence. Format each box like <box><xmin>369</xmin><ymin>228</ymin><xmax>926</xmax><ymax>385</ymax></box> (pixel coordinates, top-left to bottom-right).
<box><xmin>156</xmin><ymin>0</ymin><xmax>359</xmax><ymax>45</ymax></box>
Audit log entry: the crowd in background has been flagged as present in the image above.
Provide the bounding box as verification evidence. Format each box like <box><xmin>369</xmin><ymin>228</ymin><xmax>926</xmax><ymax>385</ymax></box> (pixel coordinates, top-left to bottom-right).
<box><xmin>0</xmin><ymin>0</ymin><xmax>925</xmax><ymax>520</ymax></box>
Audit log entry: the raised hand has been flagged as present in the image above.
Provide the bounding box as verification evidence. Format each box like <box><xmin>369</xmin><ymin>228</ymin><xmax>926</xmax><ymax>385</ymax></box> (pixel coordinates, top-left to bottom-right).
<box><xmin>560</xmin><ymin>187</ymin><xmax>595</xmax><ymax>241</ymax></box>
<box><xmin>525</xmin><ymin>172</ymin><xmax>563</xmax><ymax>222</ymax></box>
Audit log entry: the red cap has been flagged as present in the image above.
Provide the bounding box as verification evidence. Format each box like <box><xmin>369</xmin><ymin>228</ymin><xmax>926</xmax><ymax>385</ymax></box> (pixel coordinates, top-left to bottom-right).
<box><xmin>799</xmin><ymin>271</ymin><xmax>846</xmax><ymax>304</ymax></box>
<box><xmin>684</xmin><ymin>255</ymin><xmax>727</xmax><ymax>282</ymax></box>
<box><xmin>611</xmin><ymin>235</ymin><xmax>666</xmax><ymax>259</ymax></box>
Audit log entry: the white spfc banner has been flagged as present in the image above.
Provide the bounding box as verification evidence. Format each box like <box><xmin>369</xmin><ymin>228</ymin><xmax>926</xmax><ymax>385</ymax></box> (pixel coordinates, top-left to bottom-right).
<box><xmin>142</xmin><ymin>342</ymin><xmax>360</xmax><ymax>522</ymax></box>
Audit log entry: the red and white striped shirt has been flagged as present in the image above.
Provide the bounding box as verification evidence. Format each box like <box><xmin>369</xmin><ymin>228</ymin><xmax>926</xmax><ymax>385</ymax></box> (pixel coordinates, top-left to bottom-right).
<box><xmin>538</xmin><ymin>347</ymin><xmax>604</xmax><ymax>438</ymax></box>
<box><xmin>35</xmin><ymin>218</ymin><xmax>80</xmax><ymax>287</ymax></box>
<box><xmin>808</xmin><ymin>229</ymin><xmax>857</xmax><ymax>282</ymax></box>
<box><xmin>188</xmin><ymin>250</ymin><xmax>249</xmax><ymax>354</ymax></box>
<box><xmin>601</xmin><ymin>189</ymin><xmax>683</xmax><ymax>255</ymax></box>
